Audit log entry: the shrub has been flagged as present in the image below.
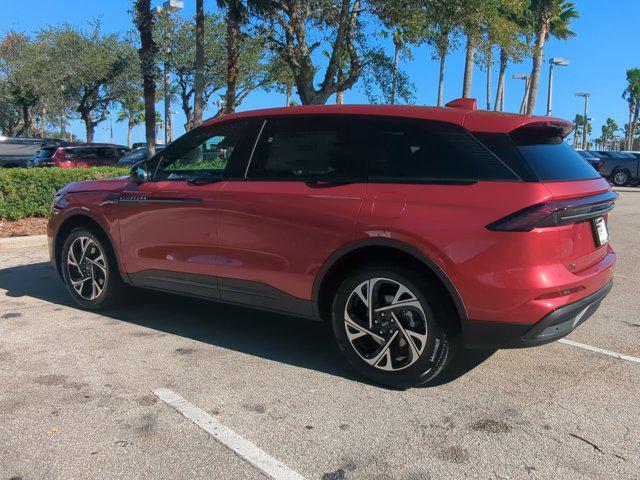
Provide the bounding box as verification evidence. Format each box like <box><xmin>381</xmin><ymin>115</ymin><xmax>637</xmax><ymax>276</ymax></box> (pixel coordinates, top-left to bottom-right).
<box><xmin>0</xmin><ymin>167</ymin><xmax>129</xmax><ymax>220</ymax></box>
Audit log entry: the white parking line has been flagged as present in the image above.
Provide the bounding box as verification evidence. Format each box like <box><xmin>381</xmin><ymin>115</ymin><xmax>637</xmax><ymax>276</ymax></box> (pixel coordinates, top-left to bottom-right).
<box><xmin>558</xmin><ymin>339</ymin><xmax>640</xmax><ymax>364</ymax></box>
<box><xmin>153</xmin><ymin>388</ymin><xmax>305</xmax><ymax>480</ymax></box>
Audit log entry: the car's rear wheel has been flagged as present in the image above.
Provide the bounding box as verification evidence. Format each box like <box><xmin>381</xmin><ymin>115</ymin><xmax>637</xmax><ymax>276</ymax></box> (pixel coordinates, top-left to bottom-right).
<box><xmin>61</xmin><ymin>227</ymin><xmax>125</xmax><ymax>309</ymax></box>
<box><xmin>612</xmin><ymin>169</ymin><xmax>630</xmax><ymax>186</ymax></box>
<box><xmin>331</xmin><ymin>266</ymin><xmax>457</xmax><ymax>388</ymax></box>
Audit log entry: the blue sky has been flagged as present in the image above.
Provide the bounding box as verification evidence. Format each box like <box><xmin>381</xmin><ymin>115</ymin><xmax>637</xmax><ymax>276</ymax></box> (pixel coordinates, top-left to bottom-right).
<box><xmin>1</xmin><ymin>0</ymin><xmax>638</xmax><ymax>145</ymax></box>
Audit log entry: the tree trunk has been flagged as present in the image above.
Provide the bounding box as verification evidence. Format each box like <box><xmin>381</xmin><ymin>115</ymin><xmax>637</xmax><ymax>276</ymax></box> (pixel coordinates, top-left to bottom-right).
<box><xmin>391</xmin><ymin>32</ymin><xmax>401</xmax><ymax>105</ymax></box>
<box><xmin>526</xmin><ymin>18</ymin><xmax>549</xmax><ymax>115</ymax></box>
<box><xmin>485</xmin><ymin>48</ymin><xmax>492</xmax><ymax>110</ymax></box>
<box><xmin>135</xmin><ymin>0</ymin><xmax>157</xmax><ymax>157</ymax></box>
<box><xmin>285</xmin><ymin>83</ymin><xmax>292</xmax><ymax>106</ymax></box>
<box><xmin>127</xmin><ymin>121</ymin><xmax>133</xmax><ymax>148</ymax></box>
<box><xmin>223</xmin><ymin>8</ymin><xmax>241</xmax><ymax>115</ymax></box>
<box><xmin>336</xmin><ymin>68</ymin><xmax>345</xmax><ymax>105</ymax></box>
<box><xmin>631</xmin><ymin>103</ymin><xmax>640</xmax><ymax>148</ymax></box>
<box><xmin>462</xmin><ymin>35</ymin><xmax>475</xmax><ymax>98</ymax></box>
<box><xmin>494</xmin><ymin>48</ymin><xmax>507</xmax><ymax>111</ymax></box>
<box><xmin>628</xmin><ymin>106</ymin><xmax>635</xmax><ymax>150</ymax></box>
<box><xmin>436</xmin><ymin>30</ymin><xmax>449</xmax><ymax>107</ymax></box>
<box><xmin>84</xmin><ymin>117</ymin><xmax>94</xmax><ymax>143</ymax></box>
<box><xmin>193</xmin><ymin>0</ymin><xmax>205</xmax><ymax>125</ymax></box>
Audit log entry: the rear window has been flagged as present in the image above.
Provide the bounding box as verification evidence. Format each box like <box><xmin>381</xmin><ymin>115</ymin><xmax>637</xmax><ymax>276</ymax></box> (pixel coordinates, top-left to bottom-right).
<box><xmin>517</xmin><ymin>143</ymin><xmax>599</xmax><ymax>181</ymax></box>
<box><xmin>475</xmin><ymin>125</ymin><xmax>599</xmax><ymax>182</ymax></box>
<box><xmin>36</xmin><ymin>148</ymin><xmax>57</xmax><ymax>158</ymax></box>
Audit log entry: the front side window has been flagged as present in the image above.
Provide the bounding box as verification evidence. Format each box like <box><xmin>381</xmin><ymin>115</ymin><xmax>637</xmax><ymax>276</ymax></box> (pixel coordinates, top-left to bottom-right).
<box><xmin>246</xmin><ymin>118</ymin><xmax>364</xmax><ymax>180</ymax></box>
<box><xmin>153</xmin><ymin>122</ymin><xmax>248</xmax><ymax>181</ymax></box>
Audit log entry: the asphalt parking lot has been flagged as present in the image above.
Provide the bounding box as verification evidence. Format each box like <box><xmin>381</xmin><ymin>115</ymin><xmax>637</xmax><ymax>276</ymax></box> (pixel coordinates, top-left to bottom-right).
<box><xmin>1</xmin><ymin>188</ymin><xmax>639</xmax><ymax>480</ymax></box>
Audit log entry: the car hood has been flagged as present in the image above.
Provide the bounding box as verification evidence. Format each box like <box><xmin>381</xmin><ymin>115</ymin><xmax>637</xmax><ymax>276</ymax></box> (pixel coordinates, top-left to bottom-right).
<box><xmin>58</xmin><ymin>177</ymin><xmax>130</xmax><ymax>195</ymax></box>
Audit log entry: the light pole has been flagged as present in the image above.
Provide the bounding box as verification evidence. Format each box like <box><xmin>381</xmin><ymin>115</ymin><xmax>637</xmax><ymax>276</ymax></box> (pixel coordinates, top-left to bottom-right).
<box><xmin>154</xmin><ymin>0</ymin><xmax>184</xmax><ymax>145</ymax></box>
<box><xmin>575</xmin><ymin>92</ymin><xmax>590</xmax><ymax>150</ymax></box>
<box><xmin>547</xmin><ymin>57</ymin><xmax>570</xmax><ymax>117</ymax></box>
<box><xmin>514</xmin><ymin>74</ymin><xmax>530</xmax><ymax>114</ymax></box>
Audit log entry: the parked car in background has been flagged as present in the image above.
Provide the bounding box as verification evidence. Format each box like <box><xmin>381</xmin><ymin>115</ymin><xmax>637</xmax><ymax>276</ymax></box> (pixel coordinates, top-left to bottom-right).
<box><xmin>0</xmin><ymin>137</ymin><xmax>66</xmax><ymax>168</ymax></box>
<box><xmin>576</xmin><ymin>150</ymin><xmax>603</xmax><ymax>171</ymax></box>
<box><xmin>48</xmin><ymin>101</ymin><xmax>616</xmax><ymax>388</ymax></box>
<box><xmin>28</xmin><ymin>144</ymin><xmax>130</xmax><ymax>168</ymax></box>
<box><xmin>591</xmin><ymin>150</ymin><xmax>640</xmax><ymax>186</ymax></box>
<box><xmin>117</xmin><ymin>146</ymin><xmax>165</xmax><ymax>166</ymax></box>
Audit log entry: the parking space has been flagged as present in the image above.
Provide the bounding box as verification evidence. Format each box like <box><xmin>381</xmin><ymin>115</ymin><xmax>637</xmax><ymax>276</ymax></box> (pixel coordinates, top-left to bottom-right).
<box><xmin>1</xmin><ymin>190</ymin><xmax>639</xmax><ymax>480</ymax></box>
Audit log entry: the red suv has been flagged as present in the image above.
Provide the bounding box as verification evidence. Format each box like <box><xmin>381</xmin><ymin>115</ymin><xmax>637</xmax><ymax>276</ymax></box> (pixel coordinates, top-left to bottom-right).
<box><xmin>47</xmin><ymin>100</ymin><xmax>616</xmax><ymax>388</ymax></box>
<box><xmin>29</xmin><ymin>144</ymin><xmax>130</xmax><ymax>168</ymax></box>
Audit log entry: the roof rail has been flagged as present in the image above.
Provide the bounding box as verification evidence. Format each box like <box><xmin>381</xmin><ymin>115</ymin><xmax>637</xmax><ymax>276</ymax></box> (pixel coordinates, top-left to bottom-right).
<box><xmin>445</xmin><ymin>98</ymin><xmax>477</xmax><ymax>110</ymax></box>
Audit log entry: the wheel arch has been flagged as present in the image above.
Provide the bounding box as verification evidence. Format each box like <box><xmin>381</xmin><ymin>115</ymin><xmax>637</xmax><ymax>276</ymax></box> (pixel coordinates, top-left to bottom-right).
<box><xmin>312</xmin><ymin>238</ymin><xmax>468</xmax><ymax>325</ymax></box>
<box><xmin>53</xmin><ymin>213</ymin><xmax>123</xmax><ymax>279</ymax></box>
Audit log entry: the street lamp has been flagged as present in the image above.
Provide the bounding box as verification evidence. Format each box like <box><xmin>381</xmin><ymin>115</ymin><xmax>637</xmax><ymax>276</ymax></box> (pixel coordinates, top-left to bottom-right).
<box><xmin>546</xmin><ymin>57</ymin><xmax>570</xmax><ymax>117</ymax></box>
<box><xmin>154</xmin><ymin>0</ymin><xmax>184</xmax><ymax>145</ymax></box>
<box><xmin>575</xmin><ymin>92</ymin><xmax>590</xmax><ymax>150</ymax></box>
<box><xmin>514</xmin><ymin>74</ymin><xmax>530</xmax><ymax>114</ymax></box>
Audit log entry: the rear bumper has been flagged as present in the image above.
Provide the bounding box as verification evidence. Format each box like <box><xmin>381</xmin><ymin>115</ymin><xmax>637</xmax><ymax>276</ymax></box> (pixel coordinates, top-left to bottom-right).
<box><xmin>462</xmin><ymin>280</ymin><xmax>613</xmax><ymax>349</ymax></box>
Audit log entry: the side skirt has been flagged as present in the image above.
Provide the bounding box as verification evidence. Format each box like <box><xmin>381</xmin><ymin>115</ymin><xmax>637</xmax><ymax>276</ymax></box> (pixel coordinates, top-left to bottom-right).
<box><xmin>127</xmin><ymin>270</ymin><xmax>317</xmax><ymax>320</ymax></box>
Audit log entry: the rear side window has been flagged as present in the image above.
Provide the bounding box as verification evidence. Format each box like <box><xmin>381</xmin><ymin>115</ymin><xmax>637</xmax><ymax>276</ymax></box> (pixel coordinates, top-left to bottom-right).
<box><xmin>361</xmin><ymin>120</ymin><xmax>517</xmax><ymax>181</ymax></box>
<box><xmin>247</xmin><ymin>118</ymin><xmax>364</xmax><ymax>180</ymax></box>
<box><xmin>475</xmin><ymin>125</ymin><xmax>599</xmax><ymax>182</ymax></box>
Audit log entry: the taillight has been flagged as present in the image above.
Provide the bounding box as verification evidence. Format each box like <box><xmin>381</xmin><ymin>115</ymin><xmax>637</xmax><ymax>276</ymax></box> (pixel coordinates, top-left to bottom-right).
<box><xmin>486</xmin><ymin>192</ymin><xmax>618</xmax><ymax>232</ymax></box>
<box><xmin>598</xmin><ymin>159</ymin><xmax>605</xmax><ymax>169</ymax></box>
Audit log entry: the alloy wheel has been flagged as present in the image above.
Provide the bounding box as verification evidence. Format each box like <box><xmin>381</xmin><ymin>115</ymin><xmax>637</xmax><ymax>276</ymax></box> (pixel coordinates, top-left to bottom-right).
<box><xmin>343</xmin><ymin>278</ymin><xmax>429</xmax><ymax>371</ymax></box>
<box><xmin>66</xmin><ymin>236</ymin><xmax>108</xmax><ymax>300</ymax></box>
<box><xmin>613</xmin><ymin>171</ymin><xmax>628</xmax><ymax>186</ymax></box>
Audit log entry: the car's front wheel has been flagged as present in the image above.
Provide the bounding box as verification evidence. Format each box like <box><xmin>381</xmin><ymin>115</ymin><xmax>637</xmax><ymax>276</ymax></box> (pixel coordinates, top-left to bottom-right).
<box><xmin>61</xmin><ymin>227</ymin><xmax>125</xmax><ymax>310</ymax></box>
<box><xmin>612</xmin><ymin>169</ymin><xmax>631</xmax><ymax>186</ymax></box>
<box><xmin>331</xmin><ymin>266</ymin><xmax>457</xmax><ymax>388</ymax></box>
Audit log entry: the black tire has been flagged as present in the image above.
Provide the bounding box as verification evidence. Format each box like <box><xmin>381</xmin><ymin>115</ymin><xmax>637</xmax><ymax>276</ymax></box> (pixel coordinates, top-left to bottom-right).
<box><xmin>331</xmin><ymin>265</ymin><xmax>458</xmax><ymax>389</ymax></box>
<box><xmin>611</xmin><ymin>169</ymin><xmax>631</xmax><ymax>186</ymax></box>
<box><xmin>60</xmin><ymin>227</ymin><xmax>126</xmax><ymax>310</ymax></box>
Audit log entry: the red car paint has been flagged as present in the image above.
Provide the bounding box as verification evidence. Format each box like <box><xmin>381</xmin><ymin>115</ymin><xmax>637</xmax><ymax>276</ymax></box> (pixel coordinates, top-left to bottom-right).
<box><xmin>48</xmin><ymin>103</ymin><xmax>616</xmax><ymax>348</ymax></box>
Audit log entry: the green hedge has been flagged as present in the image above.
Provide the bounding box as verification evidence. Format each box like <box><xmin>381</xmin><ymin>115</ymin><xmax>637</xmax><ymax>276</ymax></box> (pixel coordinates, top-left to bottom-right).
<box><xmin>0</xmin><ymin>167</ymin><xmax>129</xmax><ymax>220</ymax></box>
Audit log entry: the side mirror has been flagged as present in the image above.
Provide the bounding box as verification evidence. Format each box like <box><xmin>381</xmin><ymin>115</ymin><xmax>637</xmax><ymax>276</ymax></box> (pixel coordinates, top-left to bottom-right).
<box><xmin>130</xmin><ymin>161</ymin><xmax>149</xmax><ymax>184</ymax></box>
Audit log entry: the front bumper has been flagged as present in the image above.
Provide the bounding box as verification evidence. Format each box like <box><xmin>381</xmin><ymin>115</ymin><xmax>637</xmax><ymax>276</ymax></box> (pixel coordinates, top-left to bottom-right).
<box><xmin>462</xmin><ymin>280</ymin><xmax>613</xmax><ymax>349</ymax></box>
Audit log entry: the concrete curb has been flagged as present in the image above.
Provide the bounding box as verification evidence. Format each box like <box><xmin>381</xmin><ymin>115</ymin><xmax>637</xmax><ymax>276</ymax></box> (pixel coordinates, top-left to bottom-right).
<box><xmin>0</xmin><ymin>234</ymin><xmax>48</xmax><ymax>250</ymax></box>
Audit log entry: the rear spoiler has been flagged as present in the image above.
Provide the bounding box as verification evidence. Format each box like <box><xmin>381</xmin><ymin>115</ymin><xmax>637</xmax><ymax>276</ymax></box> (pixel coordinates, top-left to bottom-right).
<box><xmin>511</xmin><ymin>121</ymin><xmax>575</xmax><ymax>145</ymax></box>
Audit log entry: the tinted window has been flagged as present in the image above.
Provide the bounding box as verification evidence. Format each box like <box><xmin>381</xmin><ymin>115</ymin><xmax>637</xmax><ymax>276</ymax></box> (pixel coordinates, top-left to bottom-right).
<box><xmin>363</xmin><ymin>120</ymin><xmax>517</xmax><ymax>181</ymax></box>
<box><xmin>36</xmin><ymin>148</ymin><xmax>57</xmax><ymax>158</ymax></box>
<box><xmin>517</xmin><ymin>143</ymin><xmax>599</xmax><ymax>181</ymax></box>
<box><xmin>247</xmin><ymin>118</ymin><xmax>364</xmax><ymax>180</ymax></box>
<box><xmin>476</xmin><ymin>128</ymin><xmax>600</xmax><ymax>182</ymax></box>
<box><xmin>96</xmin><ymin>147</ymin><xmax>114</xmax><ymax>158</ymax></box>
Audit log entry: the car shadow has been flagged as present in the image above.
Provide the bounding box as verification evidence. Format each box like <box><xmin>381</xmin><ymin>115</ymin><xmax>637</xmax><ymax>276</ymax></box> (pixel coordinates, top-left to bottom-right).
<box><xmin>0</xmin><ymin>261</ymin><xmax>493</xmax><ymax>388</ymax></box>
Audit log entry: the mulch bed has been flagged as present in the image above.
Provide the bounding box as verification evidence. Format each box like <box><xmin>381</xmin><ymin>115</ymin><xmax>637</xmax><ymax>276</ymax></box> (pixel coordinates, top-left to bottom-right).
<box><xmin>0</xmin><ymin>217</ymin><xmax>49</xmax><ymax>237</ymax></box>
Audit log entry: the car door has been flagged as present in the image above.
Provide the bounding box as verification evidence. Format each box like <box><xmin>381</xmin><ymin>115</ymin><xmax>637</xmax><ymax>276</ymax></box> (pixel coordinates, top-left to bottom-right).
<box><xmin>115</xmin><ymin>120</ymin><xmax>256</xmax><ymax>299</ymax></box>
<box><xmin>215</xmin><ymin>116</ymin><xmax>367</xmax><ymax>316</ymax></box>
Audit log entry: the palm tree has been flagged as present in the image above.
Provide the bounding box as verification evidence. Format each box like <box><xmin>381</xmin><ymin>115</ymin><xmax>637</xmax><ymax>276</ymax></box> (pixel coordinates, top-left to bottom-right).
<box><xmin>525</xmin><ymin>0</ymin><xmax>578</xmax><ymax>115</ymax></box>
<box><xmin>491</xmin><ymin>1</ymin><xmax>529</xmax><ymax>112</ymax></box>
<box><xmin>623</xmin><ymin>69</ymin><xmax>640</xmax><ymax>150</ymax></box>
<box><xmin>216</xmin><ymin>0</ymin><xmax>273</xmax><ymax>114</ymax></box>
<box><xmin>133</xmin><ymin>0</ymin><xmax>159</xmax><ymax>156</ymax></box>
<box><xmin>599</xmin><ymin>117</ymin><xmax>619</xmax><ymax>151</ymax></box>
<box><xmin>420</xmin><ymin>0</ymin><xmax>461</xmax><ymax>106</ymax></box>
<box><xmin>117</xmin><ymin>98</ymin><xmax>145</xmax><ymax>148</ymax></box>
